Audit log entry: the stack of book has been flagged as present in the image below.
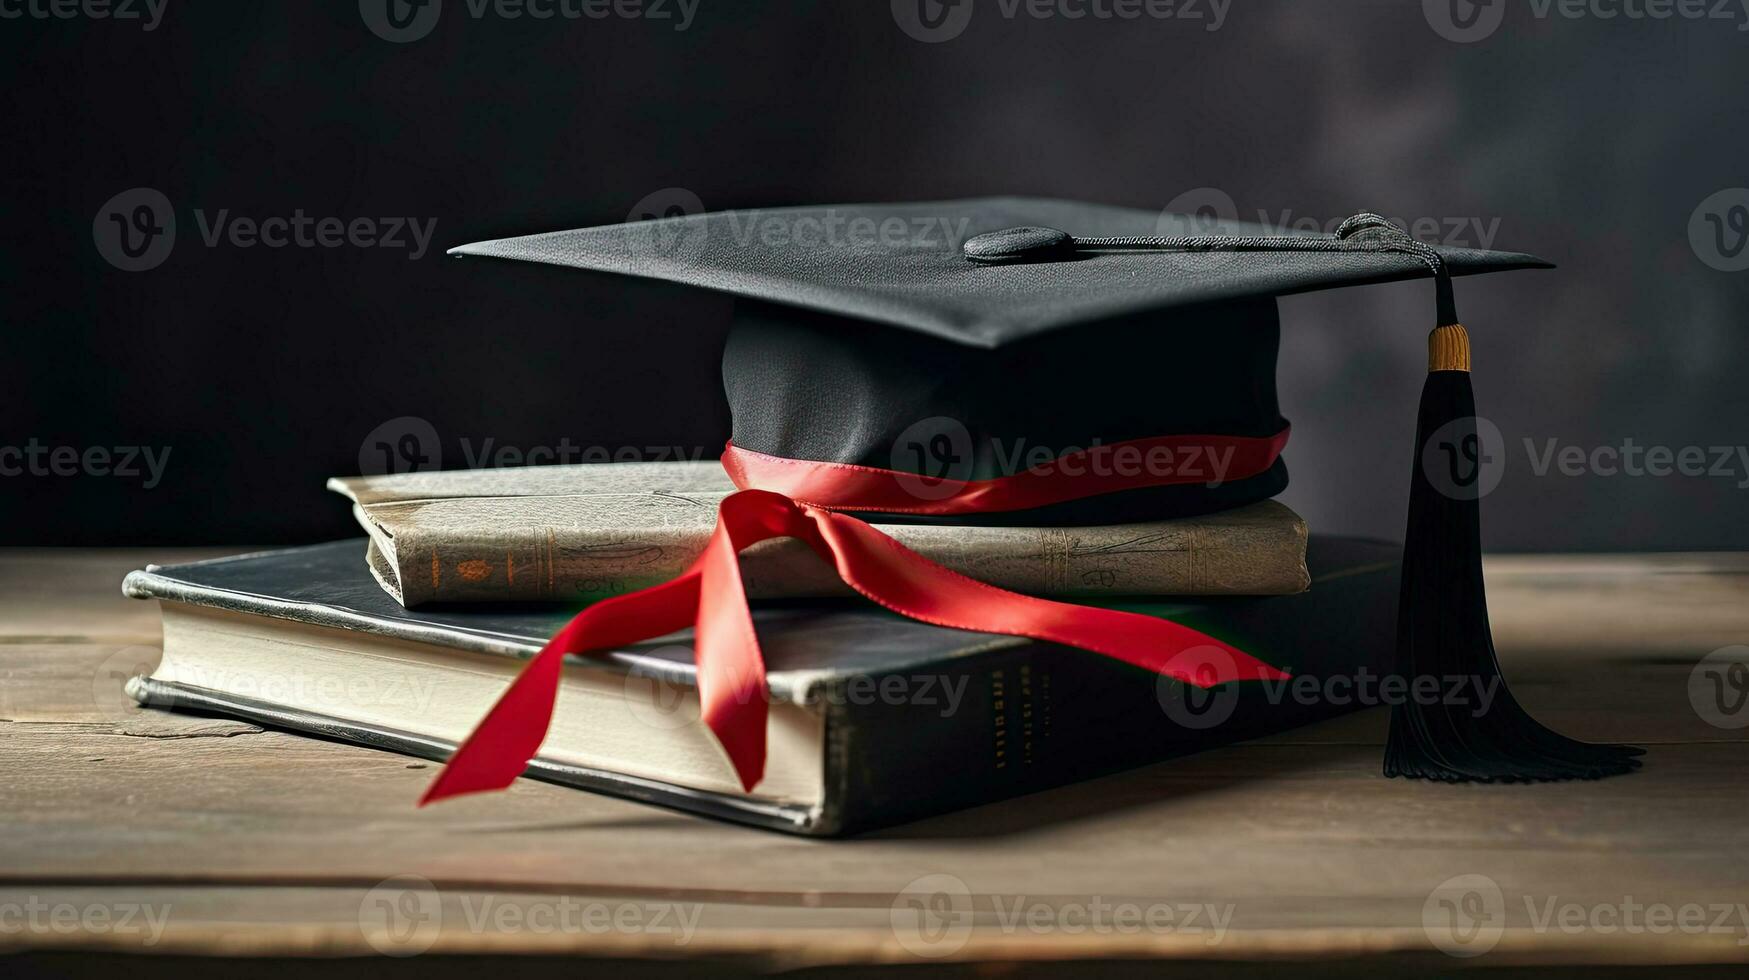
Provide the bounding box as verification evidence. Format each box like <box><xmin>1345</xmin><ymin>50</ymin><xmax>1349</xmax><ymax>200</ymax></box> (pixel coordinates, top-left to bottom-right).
<box><xmin>124</xmin><ymin>461</ymin><xmax>1396</xmax><ymax>835</ymax></box>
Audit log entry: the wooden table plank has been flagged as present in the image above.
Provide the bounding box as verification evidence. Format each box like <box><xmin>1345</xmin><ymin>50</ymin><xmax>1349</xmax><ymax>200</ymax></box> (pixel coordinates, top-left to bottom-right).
<box><xmin>0</xmin><ymin>548</ymin><xmax>231</xmax><ymax>643</ymax></box>
<box><xmin>3</xmin><ymin>549</ymin><xmax>1748</xmax><ymax>970</ymax></box>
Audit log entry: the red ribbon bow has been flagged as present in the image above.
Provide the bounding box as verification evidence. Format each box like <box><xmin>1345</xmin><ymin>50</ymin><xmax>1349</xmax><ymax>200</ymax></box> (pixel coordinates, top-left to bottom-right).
<box><xmin>421</xmin><ymin>433</ymin><xmax>1292</xmax><ymax>803</ymax></box>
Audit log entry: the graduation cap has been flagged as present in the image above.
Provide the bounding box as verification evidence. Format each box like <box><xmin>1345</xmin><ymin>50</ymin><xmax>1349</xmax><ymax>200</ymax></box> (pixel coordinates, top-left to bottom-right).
<box><xmin>421</xmin><ymin>197</ymin><xmax>1641</xmax><ymax>805</ymax></box>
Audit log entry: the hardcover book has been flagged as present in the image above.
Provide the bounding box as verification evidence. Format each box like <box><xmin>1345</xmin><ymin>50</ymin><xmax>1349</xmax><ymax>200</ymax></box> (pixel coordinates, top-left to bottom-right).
<box><xmin>123</xmin><ymin>537</ymin><xmax>1397</xmax><ymax>836</ymax></box>
<box><xmin>328</xmin><ymin>461</ymin><xmax>1311</xmax><ymax>607</ymax></box>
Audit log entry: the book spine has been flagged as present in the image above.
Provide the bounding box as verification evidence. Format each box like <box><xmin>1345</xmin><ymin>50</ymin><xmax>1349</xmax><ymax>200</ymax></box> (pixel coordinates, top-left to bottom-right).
<box><xmin>391</xmin><ymin>525</ymin><xmax>705</xmax><ymax>607</ymax></box>
<box><xmin>824</xmin><ymin>645</ymin><xmax>1123</xmax><ymax>835</ymax></box>
<box><xmin>818</xmin><ymin>551</ymin><xmax>1397</xmax><ymax>835</ymax></box>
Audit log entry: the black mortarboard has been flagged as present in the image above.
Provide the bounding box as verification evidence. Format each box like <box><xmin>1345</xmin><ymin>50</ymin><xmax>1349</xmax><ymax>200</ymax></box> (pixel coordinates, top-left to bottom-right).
<box><xmin>447</xmin><ymin>196</ymin><xmax>1641</xmax><ymax>786</ymax></box>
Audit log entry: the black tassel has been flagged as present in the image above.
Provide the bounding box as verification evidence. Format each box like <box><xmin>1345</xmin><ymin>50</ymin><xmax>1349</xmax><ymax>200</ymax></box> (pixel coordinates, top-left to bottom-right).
<box><xmin>1385</xmin><ymin>323</ymin><xmax>1643</xmax><ymax>782</ymax></box>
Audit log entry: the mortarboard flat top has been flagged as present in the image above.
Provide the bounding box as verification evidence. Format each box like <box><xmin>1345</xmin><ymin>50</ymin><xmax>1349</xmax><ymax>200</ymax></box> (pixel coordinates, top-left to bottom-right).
<box><xmin>450</xmin><ymin>196</ymin><xmax>1550</xmax><ymax>347</ymax></box>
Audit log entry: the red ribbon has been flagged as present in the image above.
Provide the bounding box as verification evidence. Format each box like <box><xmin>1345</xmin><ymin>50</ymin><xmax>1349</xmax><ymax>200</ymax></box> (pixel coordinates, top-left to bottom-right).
<box><xmin>421</xmin><ymin>437</ymin><xmax>1294</xmax><ymax>804</ymax></box>
<box><xmin>722</xmin><ymin>428</ymin><xmax>1291</xmax><ymax>516</ymax></box>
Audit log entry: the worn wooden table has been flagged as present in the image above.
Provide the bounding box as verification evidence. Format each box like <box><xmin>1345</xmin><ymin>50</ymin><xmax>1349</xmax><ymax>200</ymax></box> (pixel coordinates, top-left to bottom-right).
<box><xmin>3</xmin><ymin>549</ymin><xmax>1749</xmax><ymax>977</ymax></box>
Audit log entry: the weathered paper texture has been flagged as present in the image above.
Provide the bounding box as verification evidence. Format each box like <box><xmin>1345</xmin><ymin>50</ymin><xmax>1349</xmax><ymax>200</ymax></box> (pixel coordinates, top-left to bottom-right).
<box><xmin>329</xmin><ymin>461</ymin><xmax>1309</xmax><ymax>607</ymax></box>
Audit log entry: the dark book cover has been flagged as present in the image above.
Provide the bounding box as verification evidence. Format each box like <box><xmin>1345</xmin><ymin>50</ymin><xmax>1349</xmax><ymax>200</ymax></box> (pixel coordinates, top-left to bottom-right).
<box><xmin>124</xmin><ymin>538</ymin><xmax>1398</xmax><ymax>836</ymax></box>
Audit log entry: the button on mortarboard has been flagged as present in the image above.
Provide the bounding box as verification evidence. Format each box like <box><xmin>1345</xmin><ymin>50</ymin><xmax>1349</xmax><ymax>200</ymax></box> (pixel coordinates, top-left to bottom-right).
<box><xmin>960</xmin><ymin>225</ymin><xmax>1076</xmax><ymax>263</ymax></box>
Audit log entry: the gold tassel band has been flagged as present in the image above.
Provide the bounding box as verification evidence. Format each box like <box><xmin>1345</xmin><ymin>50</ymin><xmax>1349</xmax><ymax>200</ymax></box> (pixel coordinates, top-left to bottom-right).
<box><xmin>1428</xmin><ymin>323</ymin><xmax>1471</xmax><ymax>373</ymax></box>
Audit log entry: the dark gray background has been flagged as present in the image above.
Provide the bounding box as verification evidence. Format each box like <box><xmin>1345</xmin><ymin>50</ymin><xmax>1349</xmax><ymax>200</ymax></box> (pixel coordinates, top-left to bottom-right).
<box><xmin>3</xmin><ymin>0</ymin><xmax>1746</xmax><ymax>549</ymax></box>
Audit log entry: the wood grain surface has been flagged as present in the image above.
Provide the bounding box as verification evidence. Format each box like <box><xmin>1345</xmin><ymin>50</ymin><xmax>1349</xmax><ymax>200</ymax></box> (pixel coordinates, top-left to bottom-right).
<box><xmin>2</xmin><ymin>548</ymin><xmax>1747</xmax><ymax>974</ymax></box>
